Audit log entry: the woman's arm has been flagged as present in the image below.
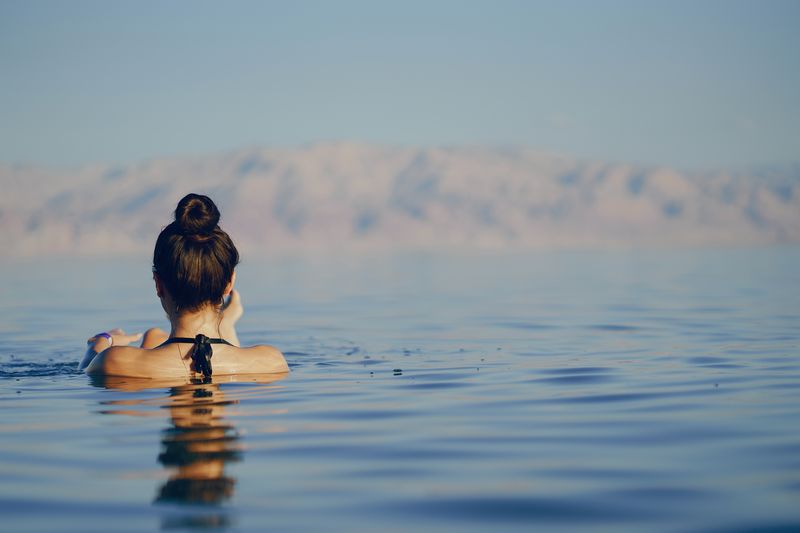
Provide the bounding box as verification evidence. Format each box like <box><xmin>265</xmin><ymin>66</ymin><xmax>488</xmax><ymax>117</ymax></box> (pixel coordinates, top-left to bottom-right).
<box><xmin>79</xmin><ymin>329</ymin><xmax>142</xmax><ymax>371</ymax></box>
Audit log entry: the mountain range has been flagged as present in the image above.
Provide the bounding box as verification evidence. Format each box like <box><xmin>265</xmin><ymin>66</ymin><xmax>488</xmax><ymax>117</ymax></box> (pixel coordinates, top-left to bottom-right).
<box><xmin>1</xmin><ymin>142</ymin><xmax>798</xmax><ymax>257</ymax></box>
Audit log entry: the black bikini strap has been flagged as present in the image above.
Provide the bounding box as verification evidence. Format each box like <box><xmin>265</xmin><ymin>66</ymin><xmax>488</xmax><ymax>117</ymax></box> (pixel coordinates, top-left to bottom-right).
<box><xmin>161</xmin><ymin>334</ymin><xmax>233</xmax><ymax>380</ymax></box>
<box><xmin>161</xmin><ymin>336</ymin><xmax>234</xmax><ymax>346</ymax></box>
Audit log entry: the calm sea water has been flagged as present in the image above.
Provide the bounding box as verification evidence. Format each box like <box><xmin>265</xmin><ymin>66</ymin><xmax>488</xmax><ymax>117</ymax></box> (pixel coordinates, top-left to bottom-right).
<box><xmin>1</xmin><ymin>248</ymin><xmax>799</xmax><ymax>532</ymax></box>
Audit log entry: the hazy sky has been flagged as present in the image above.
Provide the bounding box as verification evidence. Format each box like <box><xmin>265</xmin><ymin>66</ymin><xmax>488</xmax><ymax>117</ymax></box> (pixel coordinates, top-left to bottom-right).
<box><xmin>1</xmin><ymin>0</ymin><xmax>798</xmax><ymax>169</ymax></box>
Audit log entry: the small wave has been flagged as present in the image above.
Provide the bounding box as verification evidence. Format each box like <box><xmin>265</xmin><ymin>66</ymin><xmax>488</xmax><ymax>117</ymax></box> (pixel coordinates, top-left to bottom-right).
<box><xmin>535</xmin><ymin>374</ymin><xmax>616</xmax><ymax>385</ymax></box>
<box><xmin>496</xmin><ymin>322</ymin><xmax>560</xmax><ymax>331</ymax></box>
<box><xmin>374</xmin><ymin>495</ymin><xmax>654</xmax><ymax>523</ymax></box>
<box><xmin>540</xmin><ymin>366</ymin><xmax>613</xmax><ymax>375</ymax></box>
<box><xmin>0</xmin><ymin>361</ymin><xmax>80</xmax><ymax>378</ymax></box>
<box><xmin>589</xmin><ymin>324</ymin><xmax>641</xmax><ymax>332</ymax></box>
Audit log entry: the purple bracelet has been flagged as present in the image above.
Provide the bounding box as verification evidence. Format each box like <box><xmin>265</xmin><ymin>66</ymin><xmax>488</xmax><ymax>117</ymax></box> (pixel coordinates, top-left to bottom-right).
<box><xmin>92</xmin><ymin>332</ymin><xmax>113</xmax><ymax>347</ymax></box>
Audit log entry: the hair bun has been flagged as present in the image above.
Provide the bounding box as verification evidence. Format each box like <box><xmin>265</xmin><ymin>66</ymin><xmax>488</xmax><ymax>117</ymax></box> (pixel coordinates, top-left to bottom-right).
<box><xmin>174</xmin><ymin>193</ymin><xmax>220</xmax><ymax>235</ymax></box>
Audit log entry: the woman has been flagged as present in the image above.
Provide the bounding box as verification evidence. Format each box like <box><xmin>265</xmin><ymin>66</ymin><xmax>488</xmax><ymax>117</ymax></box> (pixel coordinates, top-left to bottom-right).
<box><xmin>82</xmin><ymin>193</ymin><xmax>288</xmax><ymax>379</ymax></box>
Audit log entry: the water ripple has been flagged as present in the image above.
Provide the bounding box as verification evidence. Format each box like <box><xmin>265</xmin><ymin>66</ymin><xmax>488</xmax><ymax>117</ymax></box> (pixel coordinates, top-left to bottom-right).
<box><xmin>0</xmin><ymin>361</ymin><xmax>80</xmax><ymax>377</ymax></box>
<box><xmin>375</xmin><ymin>495</ymin><xmax>657</xmax><ymax>523</ymax></box>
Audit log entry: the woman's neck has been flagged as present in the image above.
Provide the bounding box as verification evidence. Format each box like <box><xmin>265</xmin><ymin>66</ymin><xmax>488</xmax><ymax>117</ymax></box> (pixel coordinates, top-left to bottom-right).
<box><xmin>169</xmin><ymin>305</ymin><xmax>223</xmax><ymax>339</ymax></box>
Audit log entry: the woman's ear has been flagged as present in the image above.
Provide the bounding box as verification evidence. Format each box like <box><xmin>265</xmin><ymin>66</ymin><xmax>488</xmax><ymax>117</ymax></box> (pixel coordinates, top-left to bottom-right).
<box><xmin>223</xmin><ymin>271</ymin><xmax>237</xmax><ymax>297</ymax></box>
<box><xmin>153</xmin><ymin>273</ymin><xmax>165</xmax><ymax>298</ymax></box>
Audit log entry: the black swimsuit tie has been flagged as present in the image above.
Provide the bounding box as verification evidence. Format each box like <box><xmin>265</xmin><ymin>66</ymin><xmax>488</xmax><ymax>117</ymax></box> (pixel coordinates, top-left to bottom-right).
<box><xmin>160</xmin><ymin>334</ymin><xmax>234</xmax><ymax>380</ymax></box>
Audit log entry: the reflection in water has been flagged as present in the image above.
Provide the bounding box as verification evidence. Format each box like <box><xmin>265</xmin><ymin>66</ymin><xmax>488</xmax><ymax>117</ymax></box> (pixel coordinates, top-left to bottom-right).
<box><xmin>92</xmin><ymin>373</ymin><xmax>287</xmax><ymax>515</ymax></box>
<box><xmin>156</xmin><ymin>383</ymin><xmax>241</xmax><ymax>505</ymax></box>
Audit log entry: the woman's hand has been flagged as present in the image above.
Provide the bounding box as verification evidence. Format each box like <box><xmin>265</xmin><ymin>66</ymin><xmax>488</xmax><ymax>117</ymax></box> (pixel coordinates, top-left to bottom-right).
<box><xmin>87</xmin><ymin>328</ymin><xmax>143</xmax><ymax>350</ymax></box>
<box><xmin>219</xmin><ymin>290</ymin><xmax>242</xmax><ymax>347</ymax></box>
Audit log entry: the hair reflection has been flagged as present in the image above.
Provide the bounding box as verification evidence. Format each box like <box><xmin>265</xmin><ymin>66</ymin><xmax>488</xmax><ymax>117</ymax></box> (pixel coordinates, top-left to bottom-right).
<box><xmin>156</xmin><ymin>382</ymin><xmax>241</xmax><ymax>504</ymax></box>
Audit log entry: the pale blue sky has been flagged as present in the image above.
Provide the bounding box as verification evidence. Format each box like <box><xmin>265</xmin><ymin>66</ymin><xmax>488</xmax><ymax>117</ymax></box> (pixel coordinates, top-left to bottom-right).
<box><xmin>1</xmin><ymin>0</ymin><xmax>798</xmax><ymax>169</ymax></box>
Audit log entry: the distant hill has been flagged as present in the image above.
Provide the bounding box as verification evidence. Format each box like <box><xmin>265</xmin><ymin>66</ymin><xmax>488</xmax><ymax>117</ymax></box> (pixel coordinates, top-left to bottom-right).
<box><xmin>1</xmin><ymin>142</ymin><xmax>798</xmax><ymax>257</ymax></box>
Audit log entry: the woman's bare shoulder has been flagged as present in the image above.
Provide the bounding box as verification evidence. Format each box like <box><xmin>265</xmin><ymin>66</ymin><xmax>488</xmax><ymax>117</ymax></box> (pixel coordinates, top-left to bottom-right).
<box><xmin>241</xmin><ymin>344</ymin><xmax>289</xmax><ymax>373</ymax></box>
<box><xmin>86</xmin><ymin>345</ymin><xmax>185</xmax><ymax>378</ymax></box>
<box><xmin>85</xmin><ymin>345</ymin><xmax>146</xmax><ymax>376</ymax></box>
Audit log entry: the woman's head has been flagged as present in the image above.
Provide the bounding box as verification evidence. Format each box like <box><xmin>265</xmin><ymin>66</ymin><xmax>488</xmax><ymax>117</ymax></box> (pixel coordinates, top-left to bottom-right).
<box><xmin>153</xmin><ymin>194</ymin><xmax>239</xmax><ymax>312</ymax></box>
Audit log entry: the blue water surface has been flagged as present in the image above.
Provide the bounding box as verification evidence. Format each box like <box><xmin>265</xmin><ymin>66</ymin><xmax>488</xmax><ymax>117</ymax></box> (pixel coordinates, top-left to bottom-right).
<box><xmin>1</xmin><ymin>248</ymin><xmax>799</xmax><ymax>532</ymax></box>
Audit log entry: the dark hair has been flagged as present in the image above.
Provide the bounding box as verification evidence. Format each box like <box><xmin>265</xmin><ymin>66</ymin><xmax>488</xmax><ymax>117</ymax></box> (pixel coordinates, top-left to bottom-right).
<box><xmin>153</xmin><ymin>193</ymin><xmax>239</xmax><ymax>312</ymax></box>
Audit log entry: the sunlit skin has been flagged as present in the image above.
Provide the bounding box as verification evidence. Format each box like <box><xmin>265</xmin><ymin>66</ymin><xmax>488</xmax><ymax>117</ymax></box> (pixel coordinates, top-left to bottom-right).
<box><xmin>82</xmin><ymin>272</ymin><xmax>288</xmax><ymax>378</ymax></box>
